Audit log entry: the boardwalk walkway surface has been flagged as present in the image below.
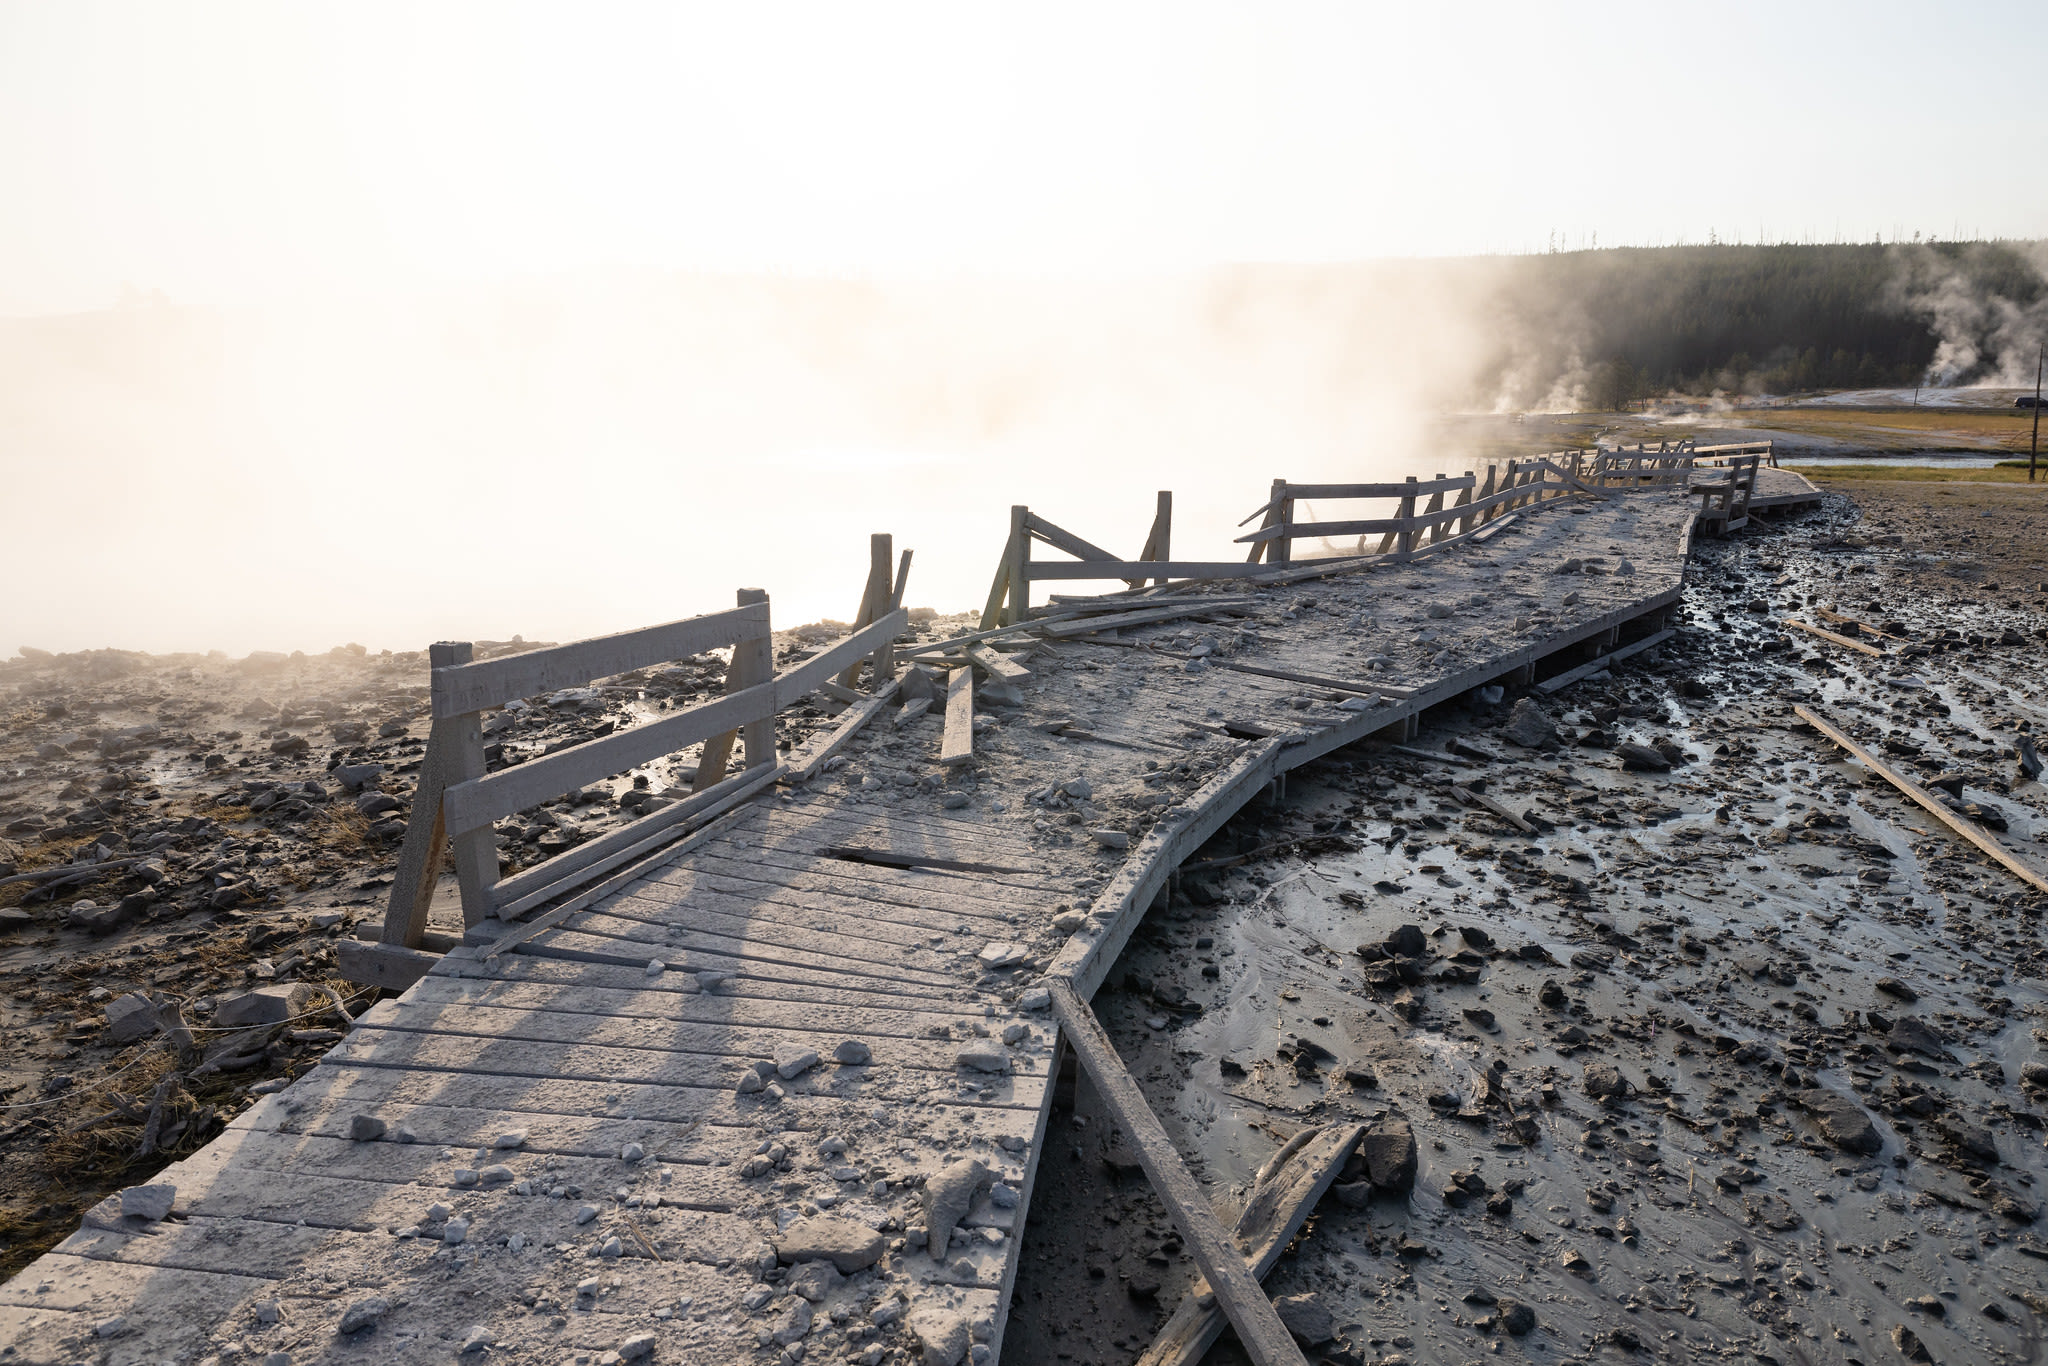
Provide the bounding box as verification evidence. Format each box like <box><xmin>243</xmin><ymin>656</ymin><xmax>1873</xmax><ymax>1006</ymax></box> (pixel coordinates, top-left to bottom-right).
<box><xmin>0</xmin><ymin>475</ymin><xmax>1819</xmax><ymax>1365</ymax></box>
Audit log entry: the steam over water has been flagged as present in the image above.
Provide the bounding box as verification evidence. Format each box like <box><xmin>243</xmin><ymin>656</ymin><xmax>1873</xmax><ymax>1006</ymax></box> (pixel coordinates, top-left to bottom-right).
<box><xmin>0</xmin><ymin>267</ymin><xmax>1496</xmax><ymax>656</ymax></box>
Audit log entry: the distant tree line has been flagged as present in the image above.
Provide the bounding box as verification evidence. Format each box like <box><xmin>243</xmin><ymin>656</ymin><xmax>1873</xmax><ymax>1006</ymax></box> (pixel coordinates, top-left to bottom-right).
<box><xmin>1489</xmin><ymin>241</ymin><xmax>2046</xmax><ymax>407</ymax></box>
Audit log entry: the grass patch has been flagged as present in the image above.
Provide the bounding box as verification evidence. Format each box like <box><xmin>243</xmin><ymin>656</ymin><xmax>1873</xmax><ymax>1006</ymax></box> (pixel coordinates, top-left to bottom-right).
<box><xmin>1744</xmin><ymin>407</ymin><xmax>2043</xmax><ymax>452</ymax></box>
<box><xmin>1793</xmin><ymin>464</ymin><xmax>2048</xmax><ymax>483</ymax></box>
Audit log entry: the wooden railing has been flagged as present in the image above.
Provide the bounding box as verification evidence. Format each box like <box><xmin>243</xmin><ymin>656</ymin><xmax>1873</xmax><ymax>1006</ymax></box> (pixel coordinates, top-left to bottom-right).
<box><xmin>1235</xmin><ymin>457</ymin><xmax>1600</xmax><ymax>565</ymax></box>
<box><xmin>344</xmin><ymin>557</ymin><xmax>909</xmax><ymax>988</ymax></box>
<box><xmin>1692</xmin><ymin>440</ymin><xmax>1776</xmax><ymax>468</ymax></box>
<box><xmin>1691</xmin><ymin>453</ymin><xmax>1761</xmax><ymax>532</ymax></box>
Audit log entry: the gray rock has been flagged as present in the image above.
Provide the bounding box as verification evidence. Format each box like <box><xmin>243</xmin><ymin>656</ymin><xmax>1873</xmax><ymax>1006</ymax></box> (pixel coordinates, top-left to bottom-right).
<box><xmin>105</xmin><ymin>992</ymin><xmax>159</xmax><ymax>1045</ymax></box>
<box><xmin>459</xmin><ymin>1325</ymin><xmax>493</xmax><ymax>1354</ymax></box>
<box><xmin>337</xmin><ymin>1297</ymin><xmax>391</xmax><ymax>1335</ymax></box>
<box><xmin>617</xmin><ymin>1334</ymin><xmax>657</xmax><ymax>1363</ymax></box>
<box><xmin>922</xmin><ymin>1159</ymin><xmax>990</xmax><ymax>1260</ymax></box>
<box><xmin>1502</xmin><ymin>698</ymin><xmax>1556</xmax><ymax>749</ymax></box>
<box><xmin>1799</xmin><ymin>1088</ymin><xmax>1882</xmax><ymax>1154</ymax></box>
<box><xmin>442</xmin><ymin>1217</ymin><xmax>470</xmax><ymax>1245</ymax></box>
<box><xmin>1018</xmin><ymin>986</ymin><xmax>1052</xmax><ymax>1011</ymax></box>
<box><xmin>774</xmin><ymin>1216</ymin><xmax>886</xmax><ymax>1273</ymax></box>
<box><xmin>1888</xmin><ymin>1016</ymin><xmax>1948</xmax><ymax>1059</ymax></box>
<box><xmin>1614</xmin><ymin>741</ymin><xmax>1671</xmax><ymax>771</ymax></box>
<box><xmin>348</xmin><ymin>1114</ymin><xmax>386</xmax><ymax>1142</ymax></box>
<box><xmin>786</xmin><ymin>1259</ymin><xmax>844</xmax><ymax>1302</ymax></box>
<box><xmin>334</xmin><ymin>763</ymin><xmax>384</xmax><ymax>793</ymax></box>
<box><xmin>1500</xmin><ymin>1302</ymin><xmax>1537</xmax><ymax>1335</ymax></box>
<box><xmin>770</xmin><ymin>1299</ymin><xmax>813</xmax><ymax>1347</ymax></box>
<box><xmin>775</xmin><ymin>1049</ymin><xmax>820</xmax><ymax>1080</ymax></box>
<box><xmin>119</xmin><ymin>1183</ymin><xmax>175</xmax><ymax>1221</ymax></box>
<box><xmin>1360</xmin><ymin>1117</ymin><xmax>1417</xmax><ymax>1191</ymax></box>
<box><xmin>354</xmin><ymin>791</ymin><xmax>402</xmax><ymax>818</ymax></box>
<box><xmin>833</xmin><ymin>1039</ymin><xmax>872</xmax><ymax>1065</ymax></box>
<box><xmin>1089</xmin><ymin>828</ymin><xmax>1130</xmax><ymax>850</ymax></box>
<box><xmin>215</xmin><ymin>985</ymin><xmax>296</xmax><ymax>1028</ymax></box>
<box><xmin>1583</xmin><ymin>1062</ymin><xmax>1632</xmax><ymax>1103</ymax></box>
<box><xmin>906</xmin><ymin>1307</ymin><xmax>970</xmax><ymax>1366</ymax></box>
<box><xmin>956</xmin><ymin>1044</ymin><xmax>1012</xmax><ymax>1073</ymax></box>
<box><xmin>1273</xmin><ymin>1292</ymin><xmax>1334</xmax><ymax>1345</ymax></box>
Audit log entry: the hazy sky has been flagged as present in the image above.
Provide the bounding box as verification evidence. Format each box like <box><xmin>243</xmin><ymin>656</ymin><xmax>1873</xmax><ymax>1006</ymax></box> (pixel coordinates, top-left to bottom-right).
<box><xmin>4</xmin><ymin>0</ymin><xmax>2044</xmax><ymax>312</ymax></box>
<box><xmin>3</xmin><ymin>2</ymin><xmax>2044</xmax><ymax>657</ymax></box>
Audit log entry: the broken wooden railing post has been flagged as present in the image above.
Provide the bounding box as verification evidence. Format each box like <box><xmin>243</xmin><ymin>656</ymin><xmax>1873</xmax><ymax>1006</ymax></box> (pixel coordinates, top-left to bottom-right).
<box><xmin>376</xmin><ymin>639</ymin><xmax>469</xmax><ymax>952</ymax></box>
<box><xmin>840</xmin><ymin>535</ymin><xmax>895</xmax><ymax>688</ymax></box>
<box><xmin>1049</xmin><ymin>981</ymin><xmax>1311</xmax><ymax>1366</ymax></box>
<box><xmin>1003</xmin><ymin>505</ymin><xmax>1030</xmax><ymax>626</ymax></box>
<box><xmin>1140</xmin><ymin>490</ymin><xmax>1173</xmax><ymax>586</ymax></box>
<box><xmin>1269</xmin><ymin>479</ymin><xmax>1293</xmax><ymax>565</ymax></box>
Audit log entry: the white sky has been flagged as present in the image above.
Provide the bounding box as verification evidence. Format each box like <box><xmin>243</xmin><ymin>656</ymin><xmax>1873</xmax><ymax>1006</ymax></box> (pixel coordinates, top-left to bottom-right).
<box><xmin>3</xmin><ymin>0</ymin><xmax>2044</xmax><ymax>312</ymax></box>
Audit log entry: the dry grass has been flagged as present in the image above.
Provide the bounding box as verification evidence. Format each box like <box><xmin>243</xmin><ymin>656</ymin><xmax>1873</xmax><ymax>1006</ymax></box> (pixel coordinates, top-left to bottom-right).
<box><xmin>1742</xmin><ymin>407</ymin><xmax>2044</xmax><ymax>452</ymax></box>
<box><xmin>1796</xmin><ymin>463</ymin><xmax>2048</xmax><ymax>484</ymax></box>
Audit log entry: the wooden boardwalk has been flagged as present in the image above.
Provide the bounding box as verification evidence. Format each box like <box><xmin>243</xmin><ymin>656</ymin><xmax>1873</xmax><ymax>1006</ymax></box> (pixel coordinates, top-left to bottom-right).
<box><xmin>0</xmin><ymin>472</ymin><xmax>1817</xmax><ymax>1365</ymax></box>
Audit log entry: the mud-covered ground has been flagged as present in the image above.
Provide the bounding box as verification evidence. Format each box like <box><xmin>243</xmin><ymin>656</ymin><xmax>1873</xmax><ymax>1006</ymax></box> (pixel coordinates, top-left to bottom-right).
<box><xmin>0</xmin><ymin>612</ymin><xmax>955</xmax><ymax>1278</ymax></box>
<box><xmin>1008</xmin><ymin>486</ymin><xmax>2048</xmax><ymax>1366</ymax></box>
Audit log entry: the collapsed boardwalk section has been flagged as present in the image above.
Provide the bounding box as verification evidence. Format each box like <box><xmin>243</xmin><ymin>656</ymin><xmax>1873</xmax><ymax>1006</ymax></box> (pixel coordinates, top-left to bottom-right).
<box><xmin>0</xmin><ymin>477</ymin><xmax>1814</xmax><ymax>1365</ymax></box>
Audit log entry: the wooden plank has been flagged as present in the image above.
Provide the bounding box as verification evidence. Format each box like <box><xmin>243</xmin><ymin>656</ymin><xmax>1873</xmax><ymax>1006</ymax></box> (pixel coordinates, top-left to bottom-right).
<box><xmin>979</xmin><ymin>537</ymin><xmax>1013</xmax><ymax>631</ymax></box>
<box><xmin>1793</xmin><ymin>704</ymin><xmax>2048</xmax><ymax>895</ymax></box>
<box><xmin>1025</xmin><ymin>560</ymin><xmax>1303</xmax><ymax>582</ymax></box>
<box><xmin>1784</xmin><ymin>617</ymin><xmax>1885</xmax><ymax>658</ymax></box>
<box><xmin>336</xmin><ymin>939</ymin><xmax>440</xmax><ymax>991</ymax></box>
<box><xmin>1025</xmin><ymin>512</ymin><xmax>1125</xmax><ymax>567</ymax></box>
<box><xmin>783</xmin><ymin>679</ymin><xmax>900</xmax><ymax>781</ymax></box>
<box><xmin>442</xmin><ymin>609</ymin><xmax>907</xmax><ymax>835</ymax></box>
<box><xmin>1449</xmin><ymin>784</ymin><xmax>1536</xmax><ymax>834</ymax></box>
<box><xmin>1037</xmin><ymin>601</ymin><xmax>1255</xmax><ymax>640</ymax></box>
<box><xmin>1533</xmin><ymin>627</ymin><xmax>1676</xmax><ymax>693</ymax></box>
<box><xmin>1136</xmin><ymin>1124</ymin><xmax>1366</xmax><ymax>1366</ymax></box>
<box><xmin>429</xmin><ymin>603</ymin><xmax>769</xmax><ymax>718</ymax></box>
<box><xmin>1048</xmin><ymin>982</ymin><xmax>1309</xmax><ymax>1366</ymax></box>
<box><xmin>490</xmin><ymin>760</ymin><xmax>786</xmax><ymax>916</ymax></box>
<box><xmin>967</xmin><ymin>642</ymin><xmax>1033</xmax><ymax>682</ymax></box>
<box><xmin>480</xmin><ymin>802</ymin><xmax>760</xmax><ymax>959</ymax></box>
<box><xmin>349</xmin><ymin>999</ymin><xmax>1052</xmax><ymax>1072</ymax></box>
<box><xmin>1280</xmin><ymin>476</ymin><xmax>1475</xmax><ymax>499</ymax></box>
<box><xmin>940</xmin><ymin>667</ymin><xmax>974</xmax><ymax>767</ymax></box>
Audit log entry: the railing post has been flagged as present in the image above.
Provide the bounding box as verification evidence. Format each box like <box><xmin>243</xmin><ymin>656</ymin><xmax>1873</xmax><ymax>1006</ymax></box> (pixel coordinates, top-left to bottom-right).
<box><xmin>1003</xmin><ymin>505</ymin><xmax>1030</xmax><ymax>626</ymax></box>
<box><xmin>379</xmin><ymin>639</ymin><xmax>470</xmax><ymax>948</ymax></box>
<box><xmin>437</xmin><ymin>640</ymin><xmax>500</xmax><ymax>928</ymax></box>
<box><xmin>1394</xmin><ymin>475</ymin><xmax>1419</xmax><ymax>555</ymax></box>
<box><xmin>1452</xmin><ymin>471</ymin><xmax>1475</xmax><ymax>536</ymax></box>
<box><xmin>1142</xmin><ymin>490</ymin><xmax>1172</xmax><ymax>585</ymax></box>
<box><xmin>1265</xmin><ymin>479</ymin><xmax>1293</xmax><ymax>565</ymax></box>
<box><xmin>695</xmin><ymin>588</ymin><xmax>774</xmax><ymax>791</ymax></box>
<box><xmin>1418</xmin><ymin>474</ymin><xmax>1445</xmax><ymax>546</ymax></box>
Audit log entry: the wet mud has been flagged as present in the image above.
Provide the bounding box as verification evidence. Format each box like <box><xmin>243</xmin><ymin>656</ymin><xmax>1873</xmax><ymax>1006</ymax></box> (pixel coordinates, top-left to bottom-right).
<box><xmin>1010</xmin><ymin>489</ymin><xmax>2048</xmax><ymax>1366</ymax></box>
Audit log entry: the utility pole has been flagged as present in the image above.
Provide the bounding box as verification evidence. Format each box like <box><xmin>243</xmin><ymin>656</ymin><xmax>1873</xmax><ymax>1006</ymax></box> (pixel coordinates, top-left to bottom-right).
<box><xmin>2032</xmin><ymin>345</ymin><xmax>2042</xmax><ymax>483</ymax></box>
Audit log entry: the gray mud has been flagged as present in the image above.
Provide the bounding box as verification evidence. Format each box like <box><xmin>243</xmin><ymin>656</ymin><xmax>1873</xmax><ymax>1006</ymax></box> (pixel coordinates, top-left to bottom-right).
<box><xmin>1009</xmin><ymin>492</ymin><xmax>2048</xmax><ymax>1366</ymax></box>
